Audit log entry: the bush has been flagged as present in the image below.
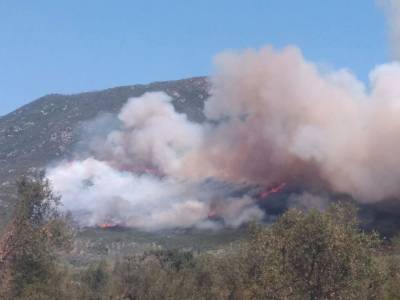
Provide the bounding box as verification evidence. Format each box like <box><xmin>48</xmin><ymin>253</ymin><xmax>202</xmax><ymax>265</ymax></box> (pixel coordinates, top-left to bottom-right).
<box><xmin>102</xmin><ymin>203</ymin><xmax>390</xmax><ymax>299</ymax></box>
<box><xmin>0</xmin><ymin>173</ymin><xmax>73</xmax><ymax>299</ymax></box>
<box><xmin>0</xmin><ymin>178</ymin><xmax>395</xmax><ymax>300</ymax></box>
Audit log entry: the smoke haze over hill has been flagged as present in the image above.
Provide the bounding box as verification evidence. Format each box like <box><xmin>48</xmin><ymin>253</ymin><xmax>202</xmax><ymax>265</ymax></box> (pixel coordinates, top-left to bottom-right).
<box><xmin>47</xmin><ymin>41</ymin><xmax>400</xmax><ymax>230</ymax></box>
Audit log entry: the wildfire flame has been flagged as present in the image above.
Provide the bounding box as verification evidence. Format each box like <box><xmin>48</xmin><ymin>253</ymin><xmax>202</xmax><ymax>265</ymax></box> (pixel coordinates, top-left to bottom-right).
<box><xmin>258</xmin><ymin>182</ymin><xmax>287</xmax><ymax>199</ymax></box>
<box><xmin>207</xmin><ymin>182</ymin><xmax>287</xmax><ymax>220</ymax></box>
<box><xmin>98</xmin><ymin>223</ymin><xmax>117</xmax><ymax>229</ymax></box>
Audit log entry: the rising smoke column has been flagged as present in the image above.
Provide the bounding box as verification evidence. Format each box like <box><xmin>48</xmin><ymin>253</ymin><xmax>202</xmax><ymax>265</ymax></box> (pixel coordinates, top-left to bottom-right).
<box><xmin>194</xmin><ymin>46</ymin><xmax>400</xmax><ymax>203</ymax></box>
<box><xmin>47</xmin><ymin>92</ymin><xmax>265</xmax><ymax>230</ymax></box>
<box><xmin>48</xmin><ymin>48</ymin><xmax>400</xmax><ymax>229</ymax></box>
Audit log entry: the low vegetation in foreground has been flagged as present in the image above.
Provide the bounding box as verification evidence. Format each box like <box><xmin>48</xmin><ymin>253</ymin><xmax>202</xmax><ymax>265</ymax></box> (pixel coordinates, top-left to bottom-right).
<box><xmin>1</xmin><ymin>174</ymin><xmax>400</xmax><ymax>299</ymax></box>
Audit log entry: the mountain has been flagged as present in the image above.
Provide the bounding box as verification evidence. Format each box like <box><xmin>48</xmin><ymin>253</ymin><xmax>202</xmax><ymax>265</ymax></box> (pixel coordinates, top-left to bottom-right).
<box><xmin>0</xmin><ymin>77</ymin><xmax>209</xmax><ymax>223</ymax></box>
<box><xmin>1</xmin><ymin>76</ymin><xmax>400</xmax><ymax>260</ymax></box>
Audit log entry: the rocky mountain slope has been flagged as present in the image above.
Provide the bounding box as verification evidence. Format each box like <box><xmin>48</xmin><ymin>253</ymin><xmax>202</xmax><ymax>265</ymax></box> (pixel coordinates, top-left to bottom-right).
<box><xmin>1</xmin><ymin>75</ymin><xmax>399</xmax><ymax>246</ymax></box>
<box><xmin>0</xmin><ymin>77</ymin><xmax>209</xmax><ymax>222</ymax></box>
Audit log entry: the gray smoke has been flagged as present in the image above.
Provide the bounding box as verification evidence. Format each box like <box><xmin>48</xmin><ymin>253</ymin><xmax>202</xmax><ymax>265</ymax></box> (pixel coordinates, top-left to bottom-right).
<box><xmin>48</xmin><ymin>25</ymin><xmax>400</xmax><ymax>229</ymax></box>
<box><xmin>47</xmin><ymin>92</ymin><xmax>264</xmax><ymax>230</ymax></box>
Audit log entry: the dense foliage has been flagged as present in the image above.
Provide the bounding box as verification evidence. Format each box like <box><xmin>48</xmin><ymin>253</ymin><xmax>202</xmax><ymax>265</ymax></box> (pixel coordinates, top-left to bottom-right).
<box><xmin>1</xmin><ymin>176</ymin><xmax>400</xmax><ymax>299</ymax></box>
<box><xmin>0</xmin><ymin>173</ymin><xmax>72</xmax><ymax>299</ymax></box>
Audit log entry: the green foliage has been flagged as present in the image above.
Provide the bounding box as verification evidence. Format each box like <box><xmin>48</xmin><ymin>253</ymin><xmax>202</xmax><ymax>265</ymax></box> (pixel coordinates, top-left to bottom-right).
<box><xmin>148</xmin><ymin>249</ymin><xmax>195</xmax><ymax>271</ymax></box>
<box><xmin>241</xmin><ymin>204</ymin><xmax>387</xmax><ymax>299</ymax></box>
<box><xmin>75</xmin><ymin>203</ymin><xmax>390</xmax><ymax>300</ymax></box>
<box><xmin>1</xmin><ymin>184</ymin><xmax>399</xmax><ymax>300</ymax></box>
<box><xmin>0</xmin><ymin>172</ymin><xmax>73</xmax><ymax>299</ymax></box>
<box><xmin>74</xmin><ymin>260</ymin><xmax>113</xmax><ymax>300</ymax></box>
<box><xmin>381</xmin><ymin>234</ymin><xmax>400</xmax><ymax>299</ymax></box>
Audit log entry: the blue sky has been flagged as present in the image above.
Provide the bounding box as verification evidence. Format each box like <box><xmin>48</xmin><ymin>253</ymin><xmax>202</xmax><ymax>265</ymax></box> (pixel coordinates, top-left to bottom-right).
<box><xmin>0</xmin><ymin>0</ymin><xmax>389</xmax><ymax>115</ymax></box>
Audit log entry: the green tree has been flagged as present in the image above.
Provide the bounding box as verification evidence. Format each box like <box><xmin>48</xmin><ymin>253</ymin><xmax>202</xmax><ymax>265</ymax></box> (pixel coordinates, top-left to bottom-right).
<box><xmin>65</xmin><ymin>203</ymin><xmax>392</xmax><ymax>300</ymax></box>
<box><xmin>0</xmin><ymin>172</ymin><xmax>73</xmax><ymax>299</ymax></box>
<box><xmin>96</xmin><ymin>203</ymin><xmax>392</xmax><ymax>300</ymax></box>
<box><xmin>179</xmin><ymin>204</ymin><xmax>389</xmax><ymax>300</ymax></box>
<box><xmin>78</xmin><ymin>260</ymin><xmax>112</xmax><ymax>300</ymax></box>
<box><xmin>241</xmin><ymin>203</ymin><xmax>387</xmax><ymax>299</ymax></box>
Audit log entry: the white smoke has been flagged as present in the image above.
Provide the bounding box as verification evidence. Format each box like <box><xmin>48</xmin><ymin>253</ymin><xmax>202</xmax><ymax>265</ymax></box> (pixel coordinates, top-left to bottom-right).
<box><xmin>47</xmin><ymin>93</ymin><xmax>264</xmax><ymax>230</ymax></box>
<box><xmin>48</xmin><ymin>47</ymin><xmax>400</xmax><ymax>229</ymax></box>
<box><xmin>195</xmin><ymin>47</ymin><xmax>400</xmax><ymax>203</ymax></box>
<box><xmin>103</xmin><ymin>92</ymin><xmax>204</xmax><ymax>176</ymax></box>
<box><xmin>288</xmin><ymin>192</ymin><xmax>331</xmax><ymax>212</ymax></box>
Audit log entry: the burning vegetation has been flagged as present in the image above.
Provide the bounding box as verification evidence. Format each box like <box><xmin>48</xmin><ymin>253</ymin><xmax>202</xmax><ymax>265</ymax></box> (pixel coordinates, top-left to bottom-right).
<box><xmin>41</xmin><ymin>1</ymin><xmax>400</xmax><ymax>234</ymax></box>
<box><xmin>4</xmin><ymin>1</ymin><xmax>400</xmax><ymax>298</ymax></box>
<box><xmin>98</xmin><ymin>223</ymin><xmax>118</xmax><ymax>229</ymax></box>
<box><xmin>1</xmin><ymin>174</ymin><xmax>400</xmax><ymax>299</ymax></box>
<box><xmin>258</xmin><ymin>182</ymin><xmax>287</xmax><ymax>200</ymax></box>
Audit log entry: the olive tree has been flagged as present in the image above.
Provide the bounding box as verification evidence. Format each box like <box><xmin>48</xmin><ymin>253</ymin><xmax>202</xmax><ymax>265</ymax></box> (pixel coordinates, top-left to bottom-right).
<box><xmin>0</xmin><ymin>172</ymin><xmax>73</xmax><ymax>299</ymax></box>
<box><xmin>242</xmin><ymin>204</ymin><xmax>387</xmax><ymax>299</ymax></box>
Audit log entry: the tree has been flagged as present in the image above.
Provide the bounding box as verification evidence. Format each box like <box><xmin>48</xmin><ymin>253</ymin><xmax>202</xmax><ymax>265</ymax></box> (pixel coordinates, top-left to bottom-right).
<box><xmin>94</xmin><ymin>204</ymin><xmax>391</xmax><ymax>300</ymax></box>
<box><xmin>40</xmin><ymin>201</ymin><xmax>390</xmax><ymax>300</ymax></box>
<box><xmin>241</xmin><ymin>203</ymin><xmax>387</xmax><ymax>299</ymax></box>
<box><xmin>78</xmin><ymin>260</ymin><xmax>112</xmax><ymax>300</ymax></box>
<box><xmin>0</xmin><ymin>172</ymin><xmax>73</xmax><ymax>299</ymax></box>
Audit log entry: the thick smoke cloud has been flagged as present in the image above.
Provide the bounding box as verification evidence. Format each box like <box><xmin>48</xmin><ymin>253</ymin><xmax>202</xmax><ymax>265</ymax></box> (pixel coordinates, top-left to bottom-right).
<box><xmin>47</xmin><ymin>93</ymin><xmax>264</xmax><ymax>230</ymax></box>
<box><xmin>48</xmin><ymin>45</ymin><xmax>400</xmax><ymax>230</ymax></box>
<box><xmin>197</xmin><ymin>47</ymin><xmax>400</xmax><ymax>203</ymax></box>
<box><xmin>103</xmin><ymin>92</ymin><xmax>203</xmax><ymax>176</ymax></box>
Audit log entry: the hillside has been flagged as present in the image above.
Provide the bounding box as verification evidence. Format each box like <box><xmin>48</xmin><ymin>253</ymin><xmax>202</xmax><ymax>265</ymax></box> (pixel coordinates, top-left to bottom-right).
<box><xmin>1</xmin><ymin>75</ymin><xmax>399</xmax><ymax>256</ymax></box>
<box><xmin>0</xmin><ymin>77</ymin><xmax>209</xmax><ymax>223</ymax></box>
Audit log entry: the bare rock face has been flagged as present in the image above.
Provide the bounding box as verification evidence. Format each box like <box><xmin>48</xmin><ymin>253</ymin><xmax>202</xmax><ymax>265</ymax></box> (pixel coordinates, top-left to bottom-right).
<box><xmin>0</xmin><ymin>77</ymin><xmax>209</xmax><ymax>220</ymax></box>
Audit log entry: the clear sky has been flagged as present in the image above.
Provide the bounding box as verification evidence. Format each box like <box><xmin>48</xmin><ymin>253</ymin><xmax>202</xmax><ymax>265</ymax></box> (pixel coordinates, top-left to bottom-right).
<box><xmin>0</xmin><ymin>0</ymin><xmax>389</xmax><ymax>115</ymax></box>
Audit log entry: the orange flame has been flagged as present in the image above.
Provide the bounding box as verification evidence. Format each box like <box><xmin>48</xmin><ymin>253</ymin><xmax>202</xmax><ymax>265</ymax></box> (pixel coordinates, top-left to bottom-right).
<box><xmin>207</xmin><ymin>182</ymin><xmax>287</xmax><ymax>220</ymax></box>
<box><xmin>259</xmin><ymin>182</ymin><xmax>287</xmax><ymax>199</ymax></box>
<box><xmin>99</xmin><ymin>223</ymin><xmax>116</xmax><ymax>229</ymax></box>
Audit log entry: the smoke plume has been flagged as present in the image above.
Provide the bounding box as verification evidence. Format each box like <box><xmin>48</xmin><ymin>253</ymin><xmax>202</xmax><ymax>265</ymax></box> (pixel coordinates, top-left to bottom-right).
<box><xmin>48</xmin><ymin>46</ymin><xmax>400</xmax><ymax>230</ymax></box>
<box><xmin>47</xmin><ymin>92</ymin><xmax>265</xmax><ymax>230</ymax></box>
